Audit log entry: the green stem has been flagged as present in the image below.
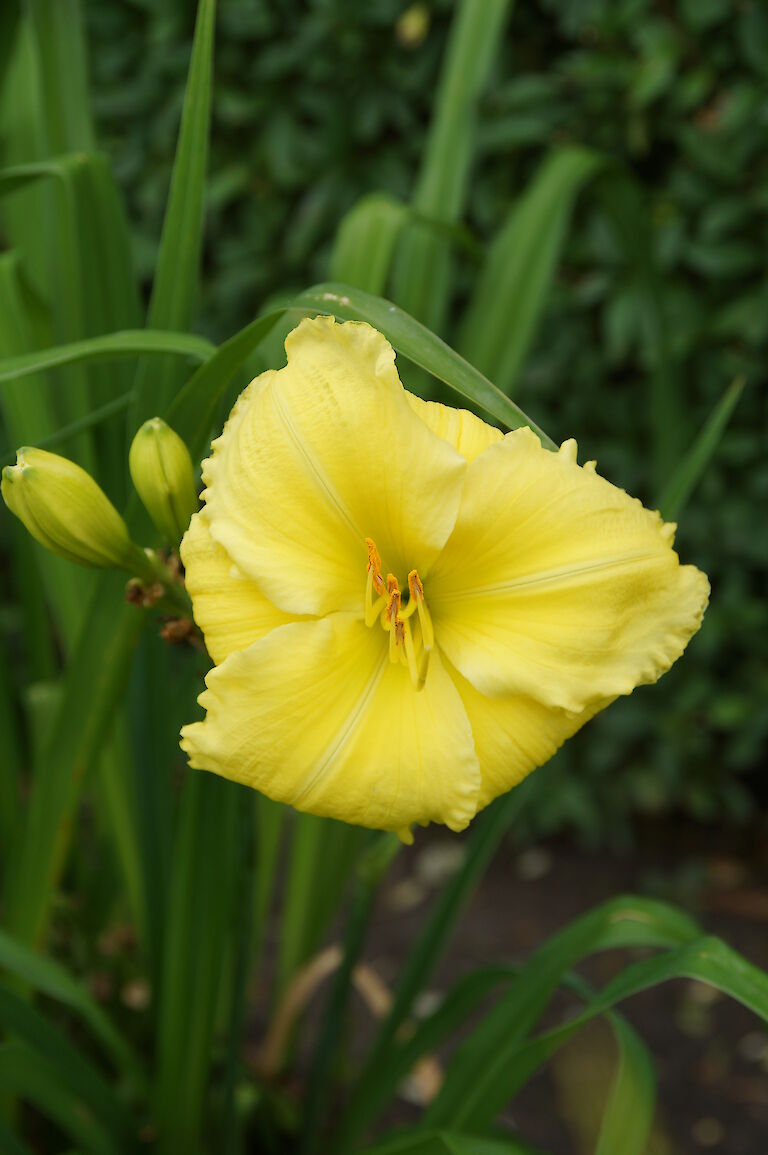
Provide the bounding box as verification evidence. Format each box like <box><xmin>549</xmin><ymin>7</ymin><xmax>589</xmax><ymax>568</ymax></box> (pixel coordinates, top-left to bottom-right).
<box><xmin>127</xmin><ymin>545</ymin><xmax>193</xmax><ymax>619</ymax></box>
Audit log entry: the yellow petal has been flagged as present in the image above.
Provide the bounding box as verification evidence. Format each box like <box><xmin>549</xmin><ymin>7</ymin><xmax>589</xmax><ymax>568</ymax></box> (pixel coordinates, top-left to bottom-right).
<box><xmin>180</xmin><ymin>511</ymin><xmax>296</xmax><ymax>665</ymax></box>
<box><xmin>181</xmin><ymin>614</ymin><xmax>481</xmax><ymax>833</ymax></box>
<box><xmin>429</xmin><ymin>428</ymin><xmax>709</xmax><ymax>712</ymax></box>
<box><xmin>200</xmin><ymin>316</ymin><xmax>467</xmax><ymax>616</ymax></box>
<box><xmin>447</xmin><ymin>658</ymin><xmax>607</xmax><ymax>810</ymax></box>
<box><xmin>405</xmin><ymin>392</ymin><xmax>503</xmax><ymax>462</ymax></box>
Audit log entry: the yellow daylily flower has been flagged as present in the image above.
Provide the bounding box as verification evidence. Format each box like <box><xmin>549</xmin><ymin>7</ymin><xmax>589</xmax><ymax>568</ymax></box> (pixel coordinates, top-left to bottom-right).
<box><xmin>180</xmin><ymin>316</ymin><xmax>709</xmax><ymax>839</ymax></box>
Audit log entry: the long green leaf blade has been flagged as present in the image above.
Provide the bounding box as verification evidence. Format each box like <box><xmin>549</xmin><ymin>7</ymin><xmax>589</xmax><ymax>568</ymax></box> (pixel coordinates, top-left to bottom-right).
<box><xmin>0</xmin><ymin>1041</ymin><xmax>118</xmax><ymax>1155</ymax></box>
<box><xmin>391</xmin><ymin>0</ymin><xmax>512</xmax><ymax>333</ymax></box>
<box><xmin>451</xmin><ymin>934</ymin><xmax>768</xmax><ymax>1133</ymax></box>
<box><xmin>130</xmin><ymin>0</ymin><xmax>217</xmax><ymax>430</ymax></box>
<box><xmin>0</xmin><ymin>984</ymin><xmax>137</xmax><ymax>1149</ymax></box>
<box><xmin>360</xmin><ymin>1131</ymin><xmax>536</xmax><ymax>1155</ymax></box>
<box><xmin>330</xmin><ymin>193</ymin><xmax>408</xmax><ymax>295</ymax></box>
<box><xmin>0</xmin><ymin>329</ymin><xmax>214</xmax><ymax>384</ymax></box>
<box><xmin>595</xmin><ymin>1014</ymin><xmax>655</xmax><ymax>1155</ymax></box>
<box><xmin>658</xmin><ymin>377</ymin><xmax>745</xmax><ymax>520</ymax></box>
<box><xmin>154</xmin><ymin>774</ymin><xmax>238</xmax><ymax>1155</ymax></box>
<box><xmin>0</xmin><ymin>930</ymin><xmax>144</xmax><ymax>1091</ymax></box>
<box><xmin>457</xmin><ymin>147</ymin><xmax>604</xmax><ymax>396</ymax></box>
<box><xmin>425</xmin><ymin>896</ymin><xmax>700</xmax><ymax>1130</ymax></box>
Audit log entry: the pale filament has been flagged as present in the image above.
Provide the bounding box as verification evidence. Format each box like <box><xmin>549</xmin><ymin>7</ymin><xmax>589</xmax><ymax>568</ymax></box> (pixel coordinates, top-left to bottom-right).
<box><xmin>364</xmin><ymin>538</ymin><xmax>433</xmax><ymax>691</ymax></box>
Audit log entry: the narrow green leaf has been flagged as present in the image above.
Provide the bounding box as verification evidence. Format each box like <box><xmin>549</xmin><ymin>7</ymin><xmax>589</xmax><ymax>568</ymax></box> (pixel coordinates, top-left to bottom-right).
<box><xmin>0</xmin><ymin>156</ymin><xmax>77</xmax><ymax>196</ymax></box>
<box><xmin>0</xmin><ymin>251</ymin><xmax>86</xmax><ymax>645</ymax></box>
<box><xmin>658</xmin><ymin>377</ymin><xmax>745</xmax><ymax>520</ymax></box>
<box><xmin>0</xmin><ymin>391</ymin><xmax>134</xmax><ymax>469</ymax></box>
<box><xmin>360</xmin><ymin>1131</ymin><xmax>536</xmax><ymax>1155</ymax></box>
<box><xmin>0</xmin><ymin>1117</ymin><xmax>33</xmax><ymax>1155</ymax></box>
<box><xmin>166</xmin><ymin>311</ymin><xmax>282</xmax><ymax>460</ymax></box>
<box><xmin>425</xmin><ymin>896</ymin><xmax>700</xmax><ymax>1130</ymax></box>
<box><xmin>0</xmin><ymin>17</ymin><xmax>51</xmax><ymax>295</ymax></box>
<box><xmin>154</xmin><ymin>773</ymin><xmax>239</xmax><ymax>1155</ymax></box>
<box><xmin>0</xmin><ymin>1</ymin><xmax>21</xmax><ymax>99</ymax></box>
<box><xmin>60</xmin><ymin>153</ymin><xmax>142</xmax><ymax>498</ymax></box>
<box><xmin>0</xmin><ymin>984</ymin><xmax>137</xmax><ymax>1149</ymax></box>
<box><xmin>300</xmin><ymin>841</ymin><xmax>388</xmax><ymax>1155</ymax></box>
<box><xmin>595</xmin><ymin>1014</ymin><xmax>655</xmax><ymax>1155</ymax></box>
<box><xmin>27</xmin><ymin>0</ymin><xmax>95</xmax><ymax>154</ymax></box>
<box><xmin>252</xmin><ymin>796</ymin><xmax>285</xmax><ymax>960</ymax></box>
<box><xmin>0</xmin><ymin>329</ymin><xmax>214</xmax><ymax>385</ymax></box>
<box><xmin>457</xmin><ymin>147</ymin><xmax>604</xmax><ymax>396</ymax></box>
<box><xmin>451</xmin><ymin>934</ymin><xmax>768</xmax><ymax>1133</ymax></box>
<box><xmin>330</xmin><ymin>193</ymin><xmax>409</xmax><ymax>295</ymax></box>
<box><xmin>221</xmin><ymin>796</ymin><xmax>257</xmax><ymax>1155</ymax></box>
<box><xmin>4</xmin><ymin>577</ymin><xmax>143</xmax><ymax>948</ymax></box>
<box><xmin>97</xmin><ymin>719</ymin><xmax>148</xmax><ymax>948</ymax></box>
<box><xmin>0</xmin><ymin>151</ymin><xmax>142</xmax><ymax>490</ymax></box>
<box><xmin>0</xmin><ymin>651</ymin><xmax>21</xmax><ymax>868</ymax></box>
<box><xmin>276</xmin><ymin>815</ymin><xmax>363</xmax><ymax>999</ymax></box>
<box><xmin>0</xmin><ymin>929</ymin><xmax>144</xmax><ymax>1093</ymax></box>
<box><xmin>0</xmin><ymin>1041</ymin><xmax>118</xmax><ymax>1155</ymax></box>
<box><xmin>130</xmin><ymin>0</ymin><xmax>217</xmax><ymax>429</ymax></box>
<box><xmin>338</xmin><ymin>966</ymin><xmax>515</xmax><ymax>1147</ymax></box>
<box><xmin>391</xmin><ymin>0</ymin><xmax>512</xmax><ymax>334</ymax></box>
<box><xmin>598</xmin><ymin>173</ymin><xmax>683</xmax><ymax>485</ymax></box>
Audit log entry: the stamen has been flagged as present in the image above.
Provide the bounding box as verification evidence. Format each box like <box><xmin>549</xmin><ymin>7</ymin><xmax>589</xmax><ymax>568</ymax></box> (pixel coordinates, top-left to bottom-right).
<box><xmin>366</xmin><ymin>537</ymin><xmax>384</xmax><ymax>595</ymax></box>
<box><xmin>408</xmin><ymin>568</ymin><xmax>434</xmax><ymax>652</ymax></box>
<box><xmin>385</xmin><ymin>574</ymin><xmax>401</xmax><ymax>624</ymax></box>
<box><xmin>408</xmin><ymin>570</ymin><xmax>424</xmax><ymax>602</ymax></box>
<box><xmin>365</xmin><ymin>538</ymin><xmax>387</xmax><ymax>625</ymax></box>
<box><xmin>386</xmin><ymin>575</ymin><xmax>403</xmax><ymax>663</ymax></box>
<box><xmin>389</xmin><ymin>616</ymin><xmax>400</xmax><ymax>663</ymax></box>
<box><xmin>363</xmin><ymin>549</ymin><xmax>432</xmax><ymax>689</ymax></box>
<box><xmin>403</xmin><ymin>617</ymin><xmax>430</xmax><ymax>691</ymax></box>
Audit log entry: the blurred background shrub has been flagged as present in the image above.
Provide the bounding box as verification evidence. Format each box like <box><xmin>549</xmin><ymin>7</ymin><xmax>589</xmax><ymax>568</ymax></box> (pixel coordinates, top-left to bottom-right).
<box><xmin>80</xmin><ymin>0</ymin><xmax>767</xmax><ymax>844</ymax></box>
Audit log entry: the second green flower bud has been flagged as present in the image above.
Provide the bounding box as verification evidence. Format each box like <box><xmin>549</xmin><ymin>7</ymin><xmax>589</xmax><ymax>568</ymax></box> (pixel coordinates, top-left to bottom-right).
<box><xmin>129</xmin><ymin>418</ymin><xmax>198</xmax><ymax>547</ymax></box>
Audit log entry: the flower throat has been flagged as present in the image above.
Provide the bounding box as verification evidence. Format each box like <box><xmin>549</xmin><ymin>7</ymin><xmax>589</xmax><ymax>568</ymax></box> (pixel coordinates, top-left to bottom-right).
<box><xmin>365</xmin><ymin>538</ymin><xmax>434</xmax><ymax>691</ymax></box>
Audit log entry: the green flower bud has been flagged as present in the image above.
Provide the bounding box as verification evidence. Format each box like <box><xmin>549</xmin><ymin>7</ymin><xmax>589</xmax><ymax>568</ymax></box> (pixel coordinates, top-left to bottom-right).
<box><xmin>1</xmin><ymin>447</ymin><xmax>134</xmax><ymax>569</ymax></box>
<box><xmin>129</xmin><ymin>418</ymin><xmax>198</xmax><ymax>546</ymax></box>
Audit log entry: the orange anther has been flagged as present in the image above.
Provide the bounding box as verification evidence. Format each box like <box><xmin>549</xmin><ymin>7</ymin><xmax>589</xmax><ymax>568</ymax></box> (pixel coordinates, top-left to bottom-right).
<box><xmin>385</xmin><ymin>574</ymin><xmax>401</xmax><ymax>624</ymax></box>
<box><xmin>366</xmin><ymin>537</ymin><xmax>384</xmax><ymax>594</ymax></box>
<box><xmin>408</xmin><ymin>569</ymin><xmax>424</xmax><ymax>602</ymax></box>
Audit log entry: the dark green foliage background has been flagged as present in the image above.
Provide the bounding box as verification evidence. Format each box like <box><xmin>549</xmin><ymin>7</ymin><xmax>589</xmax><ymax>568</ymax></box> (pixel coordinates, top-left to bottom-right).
<box><xmin>85</xmin><ymin>0</ymin><xmax>767</xmax><ymax>843</ymax></box>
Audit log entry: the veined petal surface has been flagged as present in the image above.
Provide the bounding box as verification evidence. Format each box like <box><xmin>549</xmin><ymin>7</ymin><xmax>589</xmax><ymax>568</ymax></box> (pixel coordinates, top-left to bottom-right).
<box><xmin>181</xmin><ymin>614</ymin><xmax>481</xmax><ymax>833</ymax></box>
<box><xmin>429</xmin><ymin>429</ymin><xmax>709</xmax><ymax>712</ymax></box>
<box><xmin>200</xmin><ymin>317</ymin><xmax>467</xmax><ymax>616</ymax></box>
<box><xmin>181</xmin><ymin>511</ymin><xmax>297</xmax><ymax>665</ymax></box>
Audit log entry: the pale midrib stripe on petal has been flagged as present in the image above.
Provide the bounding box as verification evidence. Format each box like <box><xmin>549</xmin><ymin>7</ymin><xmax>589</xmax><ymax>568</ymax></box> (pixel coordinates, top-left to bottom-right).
<box><xmin>431</xmin><ymin>551</ymin><xmax>666</xmax><ymax>602</ymax></box>
<box><xmin>272</xmin><ymin>381</ymin><xmax>363</xmax><ymax>542</ymax></box>
<box><xmin>291</xmin><ymin>646</ymin><xmax>389</xmax><ymax>806</ymax></box>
